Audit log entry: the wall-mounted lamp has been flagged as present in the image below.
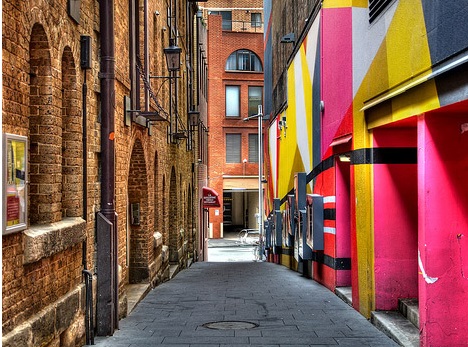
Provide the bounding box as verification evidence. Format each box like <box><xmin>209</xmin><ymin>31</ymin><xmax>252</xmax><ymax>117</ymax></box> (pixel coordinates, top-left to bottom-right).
<box><xmin>164</xmin><ymin>38</ymin><xmax>182</xmax><ymax>72</ymax></box>
<box><xmin>280</xmin><ymin>33</ymin><xmax>295</xmax><ymax>44</ymax></box>
<box><xmin>338</xmin><ymin>154</ymin><xmax>351</xmax><ymax>162</ymax></box>
<box><xmin>189</xmin><ymin>111</ymin><xmax>200</xmax><ymax>127</ymax></box>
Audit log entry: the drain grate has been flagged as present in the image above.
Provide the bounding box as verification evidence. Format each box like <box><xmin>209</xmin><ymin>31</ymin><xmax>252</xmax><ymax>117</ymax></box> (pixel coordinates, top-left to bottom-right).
<box><xmin>202</xmin><ymin>321</ymin><xmax>258</xmax><ymax>330</ymax></box>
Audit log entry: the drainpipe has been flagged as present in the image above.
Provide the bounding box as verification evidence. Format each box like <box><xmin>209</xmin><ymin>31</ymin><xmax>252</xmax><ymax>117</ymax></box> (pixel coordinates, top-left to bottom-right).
<box><xmin>81</xmin><ymin>51</ymin><xmax>93</xmax><ymax>344</ymax></box>
<box><xmin>97</xmin><ymin>0</ymin><xmax>118</xmax><ymax>336</ymax></box>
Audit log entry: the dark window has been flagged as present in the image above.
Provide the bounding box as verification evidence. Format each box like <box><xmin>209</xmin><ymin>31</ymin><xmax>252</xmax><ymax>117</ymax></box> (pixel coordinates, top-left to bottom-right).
<box><xmin>251</xmin><ymin>13</ymin><xmax>262</xmax><ymax>28</ymax></box>
<box><xmin>226</xmin><ymin>134</ymin><xmax>241</xmax><ymax>163</ymax></box>
<box><xmin>225</xmin><ymin>50</ymin><xmax>263</xmax><ymax>72</ymax></box>
<box><xmin>210</xmin><ymin>11</ymin><xmax>232</xmax><ymax>30</ymax></box>
<box><xmin>248</xmin><ymin>86</ymin><xmax>263</xmax><ymax>117</ymax></box>
<box><xmin>369</xmin><ymin>0</ymin><xmax>393</xmax><ymax>23</ymax></box>
<box><xmin>248</xmin><ymin>134</ymin><xmax>258</xmax><ymax>163</ymax></box>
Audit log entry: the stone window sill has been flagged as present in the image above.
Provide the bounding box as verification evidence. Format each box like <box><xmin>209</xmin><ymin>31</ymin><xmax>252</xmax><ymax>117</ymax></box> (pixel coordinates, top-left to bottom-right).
<box><xmin>23</xmin><ymin>217</ymin><xmax>87</xmax><ymax>264</ymax></box>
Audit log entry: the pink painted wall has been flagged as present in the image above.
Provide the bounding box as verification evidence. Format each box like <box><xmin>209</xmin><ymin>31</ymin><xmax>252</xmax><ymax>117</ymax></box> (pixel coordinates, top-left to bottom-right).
<box><xmin>418</xmin><ymin>112</ymin><xmax>468</xmax><ymax>346</ymax></box>
<box><xmin>336</xmin><ymin>159</ymin><xmax>351</xmax><ymax>287</ymax></box>
<box><xmin>373</xmin><ymin>127</ymin><xmax>419</xmax><ymax>310</ymax></box>
<box><xmin>321</xmin><ymin>8</ymin><xmax>353</xmax><ymax>156</ymax></box>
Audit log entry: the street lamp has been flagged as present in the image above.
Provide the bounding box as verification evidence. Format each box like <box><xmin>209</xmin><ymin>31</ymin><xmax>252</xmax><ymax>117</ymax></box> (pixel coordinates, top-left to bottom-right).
<box><xmin>164</xmin><ymin>38</ymin><xmax>182</xmax><ymax>71</ymax></box>
<box><xmin>243</xmin><ymin>105</ymin><xmax>264</xmax><ymax>261</ymax></box>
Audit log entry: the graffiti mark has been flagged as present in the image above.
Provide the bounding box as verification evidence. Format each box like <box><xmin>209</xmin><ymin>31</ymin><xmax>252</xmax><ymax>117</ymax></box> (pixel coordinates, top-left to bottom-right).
<box><xmin>418</xmin><ymin>250</ymin><xmax>439</xmax><ymax>284</ymax></box>
<box><xmin>461</xmin><ymin>123</ymin><xmax>468</xmax><ymax>134</ymax></box>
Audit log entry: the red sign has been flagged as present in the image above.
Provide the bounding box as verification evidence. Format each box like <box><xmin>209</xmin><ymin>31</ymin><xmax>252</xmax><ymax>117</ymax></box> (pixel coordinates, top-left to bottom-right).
<box><xmin>202</xmin><ymin>187</ymin><xmax>220</xmax><ymax>208</ymax></box>
<box><xmin>7</xmin><ymin>195</ymin><xmax>20</xmax><ymax>225</ymax></box>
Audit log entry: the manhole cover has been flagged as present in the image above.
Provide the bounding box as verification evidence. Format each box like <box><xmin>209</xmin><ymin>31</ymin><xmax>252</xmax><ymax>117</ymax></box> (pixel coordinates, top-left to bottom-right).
<box><xmin>202</xmin><ymin>321</ymin><xmax>258</xmax><ymax>330</ymax></box>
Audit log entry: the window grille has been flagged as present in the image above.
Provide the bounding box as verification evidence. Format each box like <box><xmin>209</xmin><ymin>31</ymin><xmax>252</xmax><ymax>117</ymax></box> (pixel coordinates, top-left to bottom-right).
<box><xmin>248</xmin><ymin>134</ymin><xmax>258</xmax><ymax>163</ymax></box>
<box><xmin>226</xmin><ymin>134</ymin><xmax>241</xmax><ymax>163</ymax></box>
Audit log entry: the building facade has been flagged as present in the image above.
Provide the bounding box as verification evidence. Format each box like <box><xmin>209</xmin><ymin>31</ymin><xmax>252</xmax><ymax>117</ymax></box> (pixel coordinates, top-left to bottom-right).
<box><xmin>264</xmin><ymin>1</ymin><xmax>468</xmax><ymax>346</ymax></box>
<box><xmin>203</xmin><ymin>0</ymin><xmax>264</xmax><ymax>239</ymax></box>
<box><xmin>2</xmin><ymin>0</ymin><xmax>205</xmax><ymax>345</ymax></box>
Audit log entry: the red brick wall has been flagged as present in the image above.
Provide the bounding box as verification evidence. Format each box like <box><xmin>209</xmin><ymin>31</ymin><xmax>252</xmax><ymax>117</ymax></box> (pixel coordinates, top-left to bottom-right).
<box><xmin>207</xmin><ymin>3</ymin><xmax>264</xmax><ymax>238</ymax></box>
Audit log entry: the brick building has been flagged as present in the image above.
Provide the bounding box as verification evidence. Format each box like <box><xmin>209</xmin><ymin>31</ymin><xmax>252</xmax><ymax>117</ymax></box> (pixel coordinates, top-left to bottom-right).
<box><xmin>2</xmin><ymin>0</ymin><xmax>206</xmax><ymax>345</ymax></box>
<box><xmin>202</xmin><ymin>0</ymin><xmax>264</xmax><ymax>239</ymax></box>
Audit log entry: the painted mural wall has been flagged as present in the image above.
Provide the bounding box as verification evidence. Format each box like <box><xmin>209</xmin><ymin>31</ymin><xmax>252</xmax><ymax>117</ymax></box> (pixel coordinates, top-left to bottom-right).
<box><xmin>266</xmin><ymin>1</ymin><xmax>468</xmax><ymax>346</ymax></box>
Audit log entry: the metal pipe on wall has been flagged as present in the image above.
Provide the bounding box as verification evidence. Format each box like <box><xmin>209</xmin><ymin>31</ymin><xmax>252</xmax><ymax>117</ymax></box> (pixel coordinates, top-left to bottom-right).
<box><xmin>97</xmin><ymin>0</ymin><xmax>118</xmax><ymax>336</ymax></box>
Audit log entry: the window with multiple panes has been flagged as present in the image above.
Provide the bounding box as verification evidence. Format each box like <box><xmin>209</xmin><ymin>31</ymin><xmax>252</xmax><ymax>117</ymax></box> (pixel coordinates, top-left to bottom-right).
<box><xmin>248</xmin><ymin>86</ymin><xmax>263</xmax><ymax>117</ymax></box>
<box><xmin>369</xmin><ymin>0</ymin><xmax>393</xmax><ymax>23</ymax></box>
<box><xmin>209</xmin><ymin>11</ymin><xmax>232</xmax><ymax>30</ymax></box>
<box><xmin>251</xmin><ymin>13</ymin><xmax>262</xmax><ymax>28</ymax></box>
<box><xmin>248</xmin><ymin>134</ymin><xmax>258</xmax><ymax>163</ymax></box>
<box><xmin>226</xmin><ymin>134</ymin><xmax>241</xmax><ymax>163</ymax></box>
<box><xmin>225</xmin><ymin>50</ymin><xmax>263</xmax><ymax>72</ymax></box>
<box><xmin>225</xmin><ymin>86</ymin><xmax>240</xmax><ymax>117</ymax></box>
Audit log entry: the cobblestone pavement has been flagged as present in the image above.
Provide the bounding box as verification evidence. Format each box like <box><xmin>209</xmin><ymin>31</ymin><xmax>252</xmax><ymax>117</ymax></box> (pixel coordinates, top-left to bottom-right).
<box><xmin>93</xmin><ymin>262</ymin><xmax>398</xmax><ymax>346</ymax></box>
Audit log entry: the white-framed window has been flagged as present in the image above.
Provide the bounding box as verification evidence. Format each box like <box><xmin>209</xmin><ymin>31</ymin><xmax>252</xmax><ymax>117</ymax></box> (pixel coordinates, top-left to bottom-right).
<box><xmin>226</xmin><ymin>85</ymin><xmax>240</xmax><ymax>117</ymax></box>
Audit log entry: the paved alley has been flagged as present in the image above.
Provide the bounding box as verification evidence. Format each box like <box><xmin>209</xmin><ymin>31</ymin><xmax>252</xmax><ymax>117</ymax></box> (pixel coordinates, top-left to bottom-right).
<box><xmin>93</xmin><ymin>262</ymin><xmax>398</xmax><ymax>346</ymax></box>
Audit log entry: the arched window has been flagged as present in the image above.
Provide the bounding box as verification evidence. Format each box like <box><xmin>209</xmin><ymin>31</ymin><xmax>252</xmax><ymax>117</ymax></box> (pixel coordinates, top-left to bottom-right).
<box><xmin>225</xmin><ymin>49</ymin><xmax>263</xmax><ymax>72</ymax></box>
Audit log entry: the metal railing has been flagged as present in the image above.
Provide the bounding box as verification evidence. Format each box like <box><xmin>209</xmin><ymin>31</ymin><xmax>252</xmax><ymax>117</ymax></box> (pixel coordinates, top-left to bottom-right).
<box><xmin>221</xmin><ymin>20</ymin><xmax>264</xmax><ymax>33</ymax></box>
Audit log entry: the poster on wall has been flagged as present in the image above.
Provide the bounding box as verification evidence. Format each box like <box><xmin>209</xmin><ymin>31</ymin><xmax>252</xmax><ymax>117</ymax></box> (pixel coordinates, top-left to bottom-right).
<box><xmin>3</xmin><ymin>134</ymin><xmax>27</xmax><ymax>234</ymax></box>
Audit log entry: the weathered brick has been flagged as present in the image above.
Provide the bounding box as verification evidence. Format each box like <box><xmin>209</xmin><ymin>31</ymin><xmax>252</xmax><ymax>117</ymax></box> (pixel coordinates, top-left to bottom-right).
<box><xmin>3</xmin><ymin>0</ymin><xmax>197</xmax><ymax>342</ymax></box>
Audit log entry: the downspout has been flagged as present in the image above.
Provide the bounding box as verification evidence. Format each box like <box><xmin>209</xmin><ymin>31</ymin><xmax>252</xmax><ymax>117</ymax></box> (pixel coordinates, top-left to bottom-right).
<box><xmin>144</xmin><ymin>0</ymin><xmax>149</xmax><ymax>111</ymax></box>
<box><xmin>83</xmin><ymin>71</ymin><xmax>88</xmax><ymax>225</ymax></box>
<box><xmin>81</xmin><ymin>61</ymin><xmax>94</xmax><ymax>345</ymax></box>
<box><xmin>97</xmin><ymin>0</ymin><xmax>118</xmax><ymax>336</ymax></box>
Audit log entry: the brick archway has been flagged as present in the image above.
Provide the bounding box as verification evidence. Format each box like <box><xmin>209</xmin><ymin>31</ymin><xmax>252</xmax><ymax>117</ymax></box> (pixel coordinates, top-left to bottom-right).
<box><xmin>29</xmin><ymin>23</ymin><xmax>60</xmax><ymax>224</ymax></box>
<box><xmin>153</xmin><ymin>151</ymin><xmax>160</xmax><ymax>234</ymax></box>
<box><xmin>169</xmin><ymin>167</ymin><xmax>178</xmax><ymax>263</ymax></box>
<box><xmin>128</xmin><ymin>140</ymin><xmax>150</xmax><ymax>283</ymax></box>
<box><xmin>61</xmin><ymin>46</ymin><xmax>82</xmax><ymax>218</ymax></box>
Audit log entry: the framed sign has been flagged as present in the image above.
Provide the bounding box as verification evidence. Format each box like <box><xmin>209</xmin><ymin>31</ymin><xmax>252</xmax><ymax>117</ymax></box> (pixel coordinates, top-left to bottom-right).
<box><xmin>3</xmin><ymin>134</ymin><xmax>27</xmax><ymax>234</ymax></box>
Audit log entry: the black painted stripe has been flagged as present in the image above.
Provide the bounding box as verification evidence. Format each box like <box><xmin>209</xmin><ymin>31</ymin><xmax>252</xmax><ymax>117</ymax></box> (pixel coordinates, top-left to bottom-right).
<box><xmin>324</xmin><ymin>208</ymin><xmax>335</xmax><ymax>221</ymax></box>
<box><xmin>311</xmin><ymin>252</ymin><xmax>351</xmax><ymax>270</ymax></box>
<box><xmin>352</xmin><ymin>147</ymin><xmax>417</xmax><ymax>165</ymax></box>
<box><xmin>280</xmin><ymin>156</ymin><xmax>335</xmax><ymax>205</ymax></box>
<box><xmin>279</xmin><ymin>248</ymin><xmax>351</xmax><ymax>270</ymax></box>
<box><xmin>280</xmin><ymin>148</ymin><xmax>416</xmax><ymax>205</ymax></box>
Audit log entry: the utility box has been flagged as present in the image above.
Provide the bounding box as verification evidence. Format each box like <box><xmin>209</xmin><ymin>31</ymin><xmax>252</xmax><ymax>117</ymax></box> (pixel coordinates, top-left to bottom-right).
<box><xmin>306</xmin><ymin>194</ymin><xmax>324</xmax><ymax>251</ymax></box>
<box><xmin>295</xmin><ymin>172</ymin><xmax>312</xmax><ymax>260</ymax></box>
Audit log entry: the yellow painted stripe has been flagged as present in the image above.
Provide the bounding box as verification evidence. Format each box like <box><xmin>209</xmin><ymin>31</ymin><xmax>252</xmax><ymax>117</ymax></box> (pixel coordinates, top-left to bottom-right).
<box><xmin>323</xmin><ymin>0</ymin><xmax>367</xmax><ymax>8</ymax></box>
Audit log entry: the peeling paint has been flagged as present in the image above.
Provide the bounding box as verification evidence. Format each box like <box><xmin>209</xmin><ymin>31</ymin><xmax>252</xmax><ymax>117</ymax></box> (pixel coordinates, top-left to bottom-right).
<box><xmin>418</xmin><ymin>250</ymin><xmax>438</xmax><ymax>284</ymax></box>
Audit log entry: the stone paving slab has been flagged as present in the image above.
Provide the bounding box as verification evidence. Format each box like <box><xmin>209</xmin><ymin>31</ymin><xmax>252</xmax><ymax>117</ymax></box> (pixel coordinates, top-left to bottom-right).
<box><xmin>93</xmin><ymin>262</ymin><xmax>398</xmax><ymax>346</ymax></box>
